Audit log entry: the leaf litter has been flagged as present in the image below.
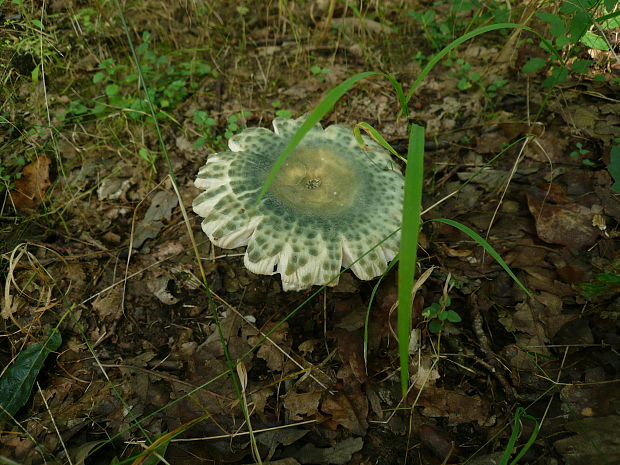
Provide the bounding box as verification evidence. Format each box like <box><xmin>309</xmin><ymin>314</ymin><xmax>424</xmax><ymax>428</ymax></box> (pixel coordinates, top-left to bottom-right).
<box><xmin>0</xmin><ymin>1</ymin><xmax>619</xmax><ymax>464</ymax></box>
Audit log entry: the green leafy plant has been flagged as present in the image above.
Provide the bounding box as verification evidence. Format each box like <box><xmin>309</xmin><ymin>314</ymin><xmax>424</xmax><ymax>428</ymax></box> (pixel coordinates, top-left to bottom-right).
<box><xmin>486</xmin><ymin>77</ymin><xmax>508</xmax><ymax>99</ymax></box>
<box><xmin>138</xmin><ymin>147</ymin><xmax>158</xmax><ymax>174</ymax></box>
<box><xmin>499</xmin><ymin>407</ymin><xmax>540</xmax><ymax>465</ymax></box>
<box><xmin>581</xmin><ymin>263</ymin><xmax>620</xmax><ymax>299</ymax></box>
<box><xmin>452</xmin><ymin>58</ymin><xmax>482</xmax><ymax>91</ymax></box>
<box><xmin>63</xmin><ymin>31</ymin><xmax>215</xmax><ymax>123</ymax></box>
<box><xmin>450</xmin><ymin>58</ymin><xmax>507</xmax><ymax>102</ymax></box>
<box><xmin>569</xmin><ymin>141</ymin><xmax>596</xmax><ymax>166</ymax></box>
<box><xmin>193</xmin><ymin>110</ymin><xmax>218</xmax><ymax>148</ymax></box>
<box><xmin>408</xmin><ymin>0</ymin><xmax>510</xmax><ymax>50</ymax></box>
<box><xmin>224</xmin><ymin>111</ymin><xmax>250</xmax><ymax>139</ymax></box>
<box><xmin>192</xmin><ymin>110</ymin><xmax>250</xmax><ymax>149</ymax></box>
<box><xmin>423</xmin><ymin>295</ymin><xmax>462</xmax><ymax>333</ymax></box>
<box><xmin>310</xmin><ymin>64</ymin><xmax>330</xmax><ymax>82</ymax></box>
<box><xmin>523</xmin><ymin>1</ymin><xmax>618</xmax><ymax>86</ymax></box>
<box><xmin>608</xmin><ymin>138</ymin><xmax>620</xmax><ymax>193</ymax></box>
<box><xmin>271</xmin><ymin>99</ymin><xmax>292</xmax><ymax>118</ymax></box>
<box><xmin>0</xmin><ymin>329</ymin><xmax>61</xmax><ymax>423</ymax></box>
<box><xmin>73</xmin><ymin>7</ymin><xmax>100</xmax><ymax>34</ymax></box>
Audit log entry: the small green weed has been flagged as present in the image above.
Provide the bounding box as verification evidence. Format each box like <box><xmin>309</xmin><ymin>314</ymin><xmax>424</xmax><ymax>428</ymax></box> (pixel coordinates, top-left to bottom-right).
<box><xmin>61</xmin><ymin>31</ymin><xmax>215</xmax><ymax>123</ymax></box>
<box><xmin>569</xmin><ymin>141</ymin><xmax>596</xmax><ymax>167</ymax></box>
<box><xmin>193</xmin><ymin>110</ymin><xmax>250</xmax><ymax>149</ymax></box>
<box><xmin>408</xmin><ymin>0</ymin><xmax>510</xmax><ymax>51</ymax></box>
<box><xmin>224</xmin><ymin>111</ymin><xmax>250</xmax><ymax>139</ymax></box>
<box><xmin>138</xmin><ymin>148</ymin><xmax>158</xmax><ymax>174</ymax></box>
<box><xmin>449</xmin><ymin>58</ymin><xmax>507</xmax><ymax>103</ymax></box>
<box><xmin>72</xmin><ymin>8</ymin><xmax>100</xmax><ymax>35</ymax></box>
<box><xmin>581</xmin><ymin>262</ymin><xmax>620</xmax><ymax>299</ymax></box>
<box><xmin>422</xmin><ymin>295</ymin><xmax>462</xmax><ymax>334</ymax></box>
<box><xmin>271</xmin><ymin>100</ymin><xmax>292</xmax><ymax>118</ymax></box>
<box><xmin>310</xmin><ymin>64</ymin><xmax>330</xmax><ymax>82</ymax></box>
<box><xmin>522</xmin><ymin>1</ymin><xmax>618</xmax><ymax>86</ymax></box>
<box><xmin>499</xmin><ymin>407</ymin><xmax>540</xmax><ymax>465</ymax></box>
<box><xmin>193</xmin><ymin>110</ymin><xmax>218</xmax><ymax>148</ymax></box>
<box><xmin>452</xmin><ymin>58</ymin><xmax>482</xmax><ymax>91</ymax></box>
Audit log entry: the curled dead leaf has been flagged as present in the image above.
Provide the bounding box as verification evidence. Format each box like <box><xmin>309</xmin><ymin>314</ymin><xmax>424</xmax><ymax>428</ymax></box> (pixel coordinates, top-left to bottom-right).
<box><xmin>11</xmin><ymin>155</ymin><xmax>51</xmax><ymax>211</ymax></box>
<box><xmin>526</xmin><ymin>193</ymin><xmax>600</xmax><ymax>248</ymax></box>
<box><xmin>283</xmin><ymin>390</ymin><xmax>322</xmax><ymax>421</ymax></box>
<box><xmin>321</xmin><ymin>386</ymin><xmax>368</xmax><ymax>435</ymax></box>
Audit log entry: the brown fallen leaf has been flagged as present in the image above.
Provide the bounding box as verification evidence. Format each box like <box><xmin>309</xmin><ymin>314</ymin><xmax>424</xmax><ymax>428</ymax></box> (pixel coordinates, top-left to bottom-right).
<box><xmin>527</xmin><ymin>193</ymin><xmax>600</xmax><ymax>248</ymax></box>
<box><xmin>289</xmin><ymin>437</ymin><xmax>364</xmax><ymax>465</ymax></box>
<box><xmin>415</xmin><ymin>386</ymin><xmax>493</xmax><ymax>426</ymax></box>
<box><xmin>321</xmin><ymin>385</ymin><xmax>368</xmax><ymax>435</ymax></box>
<box><xmin>283</xmin><ymin>390</ymin><xmax>322</xmax><ymax>421</ymax></box>
<box><xmin>332</xmin><ymin>328</ymin><xmax>366</xmax><ymax>384</ymax></box>
<box><xmin>554</xmin><ymin>415</ymin><xmax>620</xmax><ymax>465</ymax></box>
<box><xmin>248</xmin><ymin>321</ymin><xmax>291</xmax><ymax>372</ymax></box>
<box><xmin>419</xmin><ymin>424</ymin><xmax>459</xmax><ymax>461</ymax></box>
<box><xmin>11</xmin><ymin>154</ymin><xmax>51</xmax><ymax>211</ymax></box>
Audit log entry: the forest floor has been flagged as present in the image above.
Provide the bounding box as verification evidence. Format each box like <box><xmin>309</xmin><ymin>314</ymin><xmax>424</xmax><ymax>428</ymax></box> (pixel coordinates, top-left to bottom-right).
<box><xmin>1</xmin><ymin>1</ymin><xmax>619</xmax><ymax>464</ymax></box>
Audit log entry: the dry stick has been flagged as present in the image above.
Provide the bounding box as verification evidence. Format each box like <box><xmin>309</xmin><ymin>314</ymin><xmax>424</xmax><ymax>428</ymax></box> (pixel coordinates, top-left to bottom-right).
<box><xmin>482</xmin><ymin>135</ymin><xmax>532</xmax><ymax>263</ymax></box>
<box><xmin>38</xmin><ymin>0</ymin><xmax>65</xmax><ymax>179</ymax></box>
<box><xmin>539</xmin><ymin>346</ymin><xmax>570</xmax><ymax>430</ymax></box>
<box><xmin>469</xmin><ymin>293</ymin><xmax>517</xmax><ymax>400</ymax></box>
<box><xmin>495</xmin><ymin>0</ymin><xmax>545</xmax><ymax>66</ymax></box>
<box><xmin>38</xmin><ymin>382</ymin><xmax>73</xmax><ymax>465</ymax></box>
<box><xmin>126</xmin><ymin>419</ymin><xmax>318</xmax><ymax>444</ymax></box>
<box><xmin>121</xmin><ymin>177</ymin><xmax>171</xmax><ymax>321</ymax></box>
<box><xmin>226</xmin><ymin>304</ymin><xmax>331</xmax><ymax>390</ymax></box>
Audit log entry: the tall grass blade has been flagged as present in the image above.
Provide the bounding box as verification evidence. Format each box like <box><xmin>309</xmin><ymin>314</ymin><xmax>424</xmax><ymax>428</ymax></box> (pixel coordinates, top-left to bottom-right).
<box><xmin>255</xmin><ymin>71</ymin><xmax>407</xmax><ymax>205</ymax></box>
<box><xmin>405</xmin><ymin>23</ymin><xmax>562</xmax><ymax>104</ymax></box>
<box><xmin>354</xmin><ymin>122</ymin><xmax>405</xmax><ymax>162</ymax></box>
<box><xmin>429</xmin><ymin>218</ymin><xmax>532</xmax><ymax>298</ymax></box>
<box><xmin>499</xmin><ymin>407</ymin><xmax>540</xmax><ymax>465</ymax></box>
<box><xmin>397</xmin><ymin>123</ymin><xmax>425</xmax><ymax>395</ymax></box>
<box><xmin>113</xmin><ymin>0</ymin><xmax>175</xmax><ymax>183</ymax></box>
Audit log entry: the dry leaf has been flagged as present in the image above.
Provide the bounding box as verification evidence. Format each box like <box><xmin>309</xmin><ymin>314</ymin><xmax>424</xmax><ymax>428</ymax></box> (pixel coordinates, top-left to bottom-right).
<box><xmin>554</xmin><ymin>415</ymin><xmax>620</xmax><ymax>465</ymax></box>
<box><xmin>11</xmin><ymin>155</ymin><xmax>51</xmax><ymax>210</ymax></box>
<box><xmin>527</xmin><ymin>194</ymin><xmax>600</xmax><ymax>248</ymax></box>
<box><xmin>251</xmin><ymin>388</ymin><xmax>273</xmax><ymax>416</ymax></box>
<box><xmin>249</xmin><ymin>321</ymin><xmax>291</xmax><ymax>372</ymax></box>
<box><xmin>91</xmin><ymin>287</ymin><xmax>123</xmax><ymax>322</ymax></box>
<box><xmin>291</xmin><ymin>437</ymin><xmax>364</xmax><ymax>465</ymax></box>
<box><xmin>332</xmin><ymin>329</ymin><xmax>366</xmax><ymax>383</ymax></box>
<box><xmin>416</xmin><ymin>386</ymin><xmax>493</xmax><ymax>426</ymax></box>
<box><xmin>283</xmin><ymin>390</ymin><xmax>322</xmax><ymax>420</ymax></box>
<box><xmin>321</xmin><ymin>386</ymin><xmax>368</xmax><ymax>435</ymax></box>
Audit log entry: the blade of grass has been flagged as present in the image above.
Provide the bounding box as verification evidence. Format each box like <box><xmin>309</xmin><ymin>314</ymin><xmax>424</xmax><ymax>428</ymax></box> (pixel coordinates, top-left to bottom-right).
<box><xmin>397</xmin><ymin>123</ymin><xmax>425</xmax><ymax>396</ymax></box>
<box><xmin>405</xmin><ymin>23</ymin><xmax>562</xmax><ymax>105</ymax></box>
<box><xmin>364</xmin><ymin>257</ymin><xmax>399</xmax><ymax>368</ymax></box>
<box><xmin>129</xmin><ymin>415</ymin><xmax>208</xmax><ymax>465</ymax></box>
<box><xmin>354</xmin><ymin>122</ymin><xmax>406</xmax><ymax>162</ymax></box>
<box><xmin>499</xmin><ymin>407</ymin><xmax>540</xmax><ymax>465</ymax></box>
<box><xmin>112</xmin><ymin>0</ymin><xmax>175</xmax><ymax>185</ymax></box>
<box><xmin>429</xmin><ymin>218</ymin><xmax>532</xmax><ymax>298</ymax></box>
<box><xmin>255</xmin><ymin>71</ymin><xmax>407</xmax><ymax>205</ymax></box>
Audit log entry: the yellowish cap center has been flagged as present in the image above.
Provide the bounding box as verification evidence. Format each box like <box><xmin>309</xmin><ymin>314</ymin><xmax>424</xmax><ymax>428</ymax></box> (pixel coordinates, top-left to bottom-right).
<box><xmin>270</xmin><ymin>146</ymin><xmax>359</xmax><ymax>214</ymax></box>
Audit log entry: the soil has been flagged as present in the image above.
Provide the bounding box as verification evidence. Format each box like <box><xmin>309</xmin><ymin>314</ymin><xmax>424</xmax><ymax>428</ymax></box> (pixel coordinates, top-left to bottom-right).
<box><xmin>0</xmin><ymin>1</ymin><xmax>619</xmax><ymax>465</ymax></box>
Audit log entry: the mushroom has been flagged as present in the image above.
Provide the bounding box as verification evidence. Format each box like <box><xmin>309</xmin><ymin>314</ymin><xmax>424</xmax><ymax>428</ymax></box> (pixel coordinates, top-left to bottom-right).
<box><xmin>193</xmin><ymin>116</ymin><xmax>404</xmax><ymax>291</ymax></box>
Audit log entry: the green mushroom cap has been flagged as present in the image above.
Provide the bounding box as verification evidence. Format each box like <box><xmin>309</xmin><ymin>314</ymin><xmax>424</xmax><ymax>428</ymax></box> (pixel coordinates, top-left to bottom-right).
<box><xmin>193</xmin><ymin>116</ymin><xmax>404</xmax><ymax>291</ymax></box>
